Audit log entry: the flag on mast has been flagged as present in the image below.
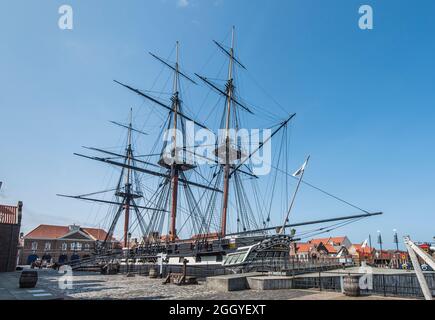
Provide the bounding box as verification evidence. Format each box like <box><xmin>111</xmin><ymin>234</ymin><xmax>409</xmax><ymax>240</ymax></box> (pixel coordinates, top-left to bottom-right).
<box><xmin>292</xmin><ymin>157</ymin><xmax>309</xmax><ymax>177</ymax></box>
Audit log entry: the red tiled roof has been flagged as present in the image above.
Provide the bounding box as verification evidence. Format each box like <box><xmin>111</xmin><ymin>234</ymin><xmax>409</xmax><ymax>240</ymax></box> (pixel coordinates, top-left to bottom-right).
<box><xmin>296</xmin><ymin>242</ymin><xmax>337</xmax><ymax>254</ymax></box>
<box><xmin>353</xmin><ymin>244</ymin><xmax>374</xmax><ymax>254</ymax></box>
<box><xmin>25</xmin><ymin>225</ymin><xmax>69</xmax><ymax>239</ymax></box>
<box><xmin>323</xmin><ymin>244</ymin><xmax>337</xmax><ymax>253</ymax></box>
<box><xmin>24</xmin><ymin>224</ymin><xmax>113</xmax><ymax>241</ymax></box>
<box><xmin>309</xmin><ymin>236</ymin><xmax>346</xmax><ymax>246</ymax></box>
<box><xmin>296</xmin><ymin>243</ymin><xmax>314</xmax><ymax>253</ymax></box>
<box><xmin>82</xmin><ymin>227</ymin><xmax>111</xmax><ymax>241</ymax></box>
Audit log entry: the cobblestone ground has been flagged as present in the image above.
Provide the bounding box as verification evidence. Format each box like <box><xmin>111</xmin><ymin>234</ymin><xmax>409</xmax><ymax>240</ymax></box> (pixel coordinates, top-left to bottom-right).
<box><xmin>36</xmin><ymin>270</ymin><xmax>313</xmax><ymax>300</ymax></box>
<box><xmin>39</xmin><ymin>270</ymin><xmax>210</xmax><ymax>300</ymax></box>
<box><xmin>26</xmin><ymin>269</ymin><xmax>413</xmax><ymax>300</ymax></box>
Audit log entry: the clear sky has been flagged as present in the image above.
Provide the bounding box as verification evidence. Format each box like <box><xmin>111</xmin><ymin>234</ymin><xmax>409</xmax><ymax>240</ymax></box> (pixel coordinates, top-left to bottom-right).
<box><xmin>1</xmin><ymin>0</ymin><xmax>434</xmax><ymax>249</ymax></box>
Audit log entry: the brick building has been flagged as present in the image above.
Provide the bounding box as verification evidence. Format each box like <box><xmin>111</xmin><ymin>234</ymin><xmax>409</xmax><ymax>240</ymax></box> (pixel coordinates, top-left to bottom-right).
<box><xmin>0</xmin><ymin>201</ymin><xmax>22</xmax><ymax>272</ymax></box>
<box><xmin>348</xmin><ymin>243</ymin><xmax>375</xmax><ymax>264</ymax></box>
<box><xmin>20</xmin><ymin>224</ymin><xmax>117</xmax><ymax>265</ymax></box>
<box><xmin>308</xmin><ymin>236</ymin><xmax>353</xmax><ymax>250</ymax></box>
<box><xmin>290</xmin><ymin>237</ymin><xmax>351</xmax><ymax>261</ymax></box>
<box><xmin>290</xmin><ymin>236</ymin><xmax>354</xmax><ymax>263</ymax></box>
<box><xmin>290</xmin><ymin>242</ymin><xmax>327</xmax><ymax>261</ymax></box>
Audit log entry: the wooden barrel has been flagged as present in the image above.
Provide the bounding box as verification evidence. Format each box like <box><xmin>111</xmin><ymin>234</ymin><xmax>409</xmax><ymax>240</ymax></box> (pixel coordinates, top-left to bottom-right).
<box><xmin>149</xmin><ymin>267</ymin><xmax>158</xmax><ymax>278</ymax></box>
<box><xmin>19</xmin><ymin>270</ymin><xmax>38</xmax><ymax>288</ymax></box>
<box><xmin>343</xmin><ymin>275</ymin><xmax>360</xmax><ymax>297</ymax></box>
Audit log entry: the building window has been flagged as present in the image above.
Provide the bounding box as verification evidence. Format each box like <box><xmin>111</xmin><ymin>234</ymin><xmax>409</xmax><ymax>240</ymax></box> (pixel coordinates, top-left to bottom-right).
<box><xmin>70</xmin><ymin>242</ymin><xmax>83</xmax><ymax>251</ymax></box>
<box><xmin>84</xmin><ymin>243</ymin><xmax>90</xmax><ymax>251</ymax></box>
<box><xmin>45</xmin><ymin>242</ymin><xmax>51</xmax><ymax>251</ymax></box>
<box><xmin>31</xmin><ymin>242</ymin><xmax>38</xmax><ymax>250</ymax></box>
<box><xmin>62</xmin><ymin>243</ymin><xmax>67</xmax><ymax>251</ymax></box>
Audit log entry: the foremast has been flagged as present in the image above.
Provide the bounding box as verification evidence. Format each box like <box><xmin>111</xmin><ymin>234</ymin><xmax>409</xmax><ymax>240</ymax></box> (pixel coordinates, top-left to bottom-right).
<box><xmin>58</xmin><ymin>108</ymin><xmax>150</xmax><ymax>250</ymax></box>
<box><xmin>112</xmin><ymin>108</ymin><xmax>144</xmax><ymax>248</ymax></box>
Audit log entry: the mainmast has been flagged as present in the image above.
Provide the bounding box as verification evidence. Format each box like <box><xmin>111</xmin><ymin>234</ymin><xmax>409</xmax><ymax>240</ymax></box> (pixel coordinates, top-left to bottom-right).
<box><xmin>110</xmin><ymin>42</ymin><xmax>215</xmax><ymax>242</ymax></box>
<box><xmin>221</xmin><ymin>26</ymin><xmax>236</xmax><ymax>237</ymax></box>
<box><xmin>169</xmin><ymin>41</ymin><xmax>181</xmax><ymax>242</ymax></box>
<box><xmin>61</xmin><ymin>41</ymin><xmax>222</xmax><ymax>249</ymax></box>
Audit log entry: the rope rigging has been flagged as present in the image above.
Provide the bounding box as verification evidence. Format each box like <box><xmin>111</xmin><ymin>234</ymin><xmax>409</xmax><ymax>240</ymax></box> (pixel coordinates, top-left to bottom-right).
<box><xmin>59</xmin><ymin>27</ymin><xmax>381</xmax><ymax>255</ymax></box>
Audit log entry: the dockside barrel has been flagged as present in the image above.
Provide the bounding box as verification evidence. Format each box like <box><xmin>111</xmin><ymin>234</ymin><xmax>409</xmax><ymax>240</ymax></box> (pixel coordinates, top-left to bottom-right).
<box><xmin>19</xmin><ymin>270</ymin><xmax>38</xmax><ymax>288</ymax></box>
<box><xmin>343</xmin><ymin>275</ymin><xmax>361</xmax><ymax>297</ymax></box>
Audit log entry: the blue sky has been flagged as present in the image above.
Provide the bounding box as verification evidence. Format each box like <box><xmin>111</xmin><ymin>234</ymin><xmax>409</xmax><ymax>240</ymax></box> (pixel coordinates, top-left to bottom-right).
<box><xmin>0</xmin><ymin>0</ymin><xmax>434</xmax><ymax>248</ymax></box>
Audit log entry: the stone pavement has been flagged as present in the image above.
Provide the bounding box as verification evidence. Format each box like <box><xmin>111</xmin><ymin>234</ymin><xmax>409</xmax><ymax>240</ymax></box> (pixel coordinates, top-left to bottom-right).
<box><xmin>0</xmin><ymin>269</ymin><xmax>417</xmax><ymax>300</ymax></box>
<box><xmin>0</xmin><ymin>270</ymin><xmax>64</xmax><ymax>300</ymax></box>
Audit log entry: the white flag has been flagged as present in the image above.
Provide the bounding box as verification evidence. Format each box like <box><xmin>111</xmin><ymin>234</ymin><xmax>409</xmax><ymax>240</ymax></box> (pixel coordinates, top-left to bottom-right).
<box><xmin>361</xmin><ymin>239</ymin><xmax>368</xmax><ymax>248</ymax></box>
<box><xmin>292</xmin><ymin>158</ymin><xmax>309</xmax><ymax>177</ymax></box>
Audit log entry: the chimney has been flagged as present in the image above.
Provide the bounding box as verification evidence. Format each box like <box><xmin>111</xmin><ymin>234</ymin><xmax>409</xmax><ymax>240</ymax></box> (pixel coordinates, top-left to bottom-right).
<box><xmin>17</xmin><ymin>201</ymin><xmax>23</xmax><ymax>225</ymax></box>
<box><xmin>69</xmin><ymin>224</ymin><xmax>80</xmax><ymax>232</ymax></box>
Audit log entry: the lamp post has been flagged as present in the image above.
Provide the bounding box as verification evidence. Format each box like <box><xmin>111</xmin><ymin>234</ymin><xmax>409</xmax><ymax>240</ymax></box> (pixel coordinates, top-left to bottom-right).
<box><xmin>392</xmin><ymin>229</ymin><xmax>400</xmax><ymax>269</ymax></box>
<box><xmin>377</xmin><ymin>230</ymin><xmax>383</xmax><ymax>267</ymax></box>
<box><xmin>126</xmin><ymin>232</ymin><xmax>134</xmax><ymax>277</ymax></box>
<box><xmin>393</xmin><ymin>229</ymin><xmax>399</xmax><ymax>252</ymax></box>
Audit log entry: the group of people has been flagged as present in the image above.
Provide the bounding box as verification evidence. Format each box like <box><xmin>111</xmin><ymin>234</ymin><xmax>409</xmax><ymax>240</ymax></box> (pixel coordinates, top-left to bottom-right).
<box><xmin>30</xmin><ymin>258</ymin><xmax>60</xmax><ymax>270</ymax></box>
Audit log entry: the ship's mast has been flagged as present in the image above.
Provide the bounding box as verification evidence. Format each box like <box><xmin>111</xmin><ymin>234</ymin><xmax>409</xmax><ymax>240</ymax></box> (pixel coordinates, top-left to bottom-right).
<box><xmin>221</xmin><ymin>26</ymin><xmax>235</xmax><ymax>237</ymax></box>
<box><xmin>106</xmin><ymin>43</ymin><xmax>212</xmax><ymax>243</ymax></box>
<box><xmin>60</xmin><ymin>41</ymin><xmax>219</xmax><ymax>249</ymax></box>
<box><xmin>169</xmin><ymin>41</ymin><xmax>180</xmax><ymax>242</ymax></box>
<box><xmin>58</xmin><ymin>107</ymin><xmax>154</xmax><ymax>251</ymax></box>
<box><xmin>123</xmin><ymin>108</ymin><xmax>133</xmax><ymax>247</ymax></box>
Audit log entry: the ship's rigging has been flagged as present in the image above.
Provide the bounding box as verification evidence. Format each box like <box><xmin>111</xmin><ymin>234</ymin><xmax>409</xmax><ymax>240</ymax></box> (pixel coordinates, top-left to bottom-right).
<box><xmin>58</xmin><ymin>27</ymin><xmax>382</xmax><ymax>254</ymax></box>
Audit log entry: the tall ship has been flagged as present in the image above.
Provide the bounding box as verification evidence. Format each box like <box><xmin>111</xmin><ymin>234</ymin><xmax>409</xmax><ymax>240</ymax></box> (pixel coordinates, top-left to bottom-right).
<box><xmin>58</xmin><ymin>27</ymin><xmax>381</xmax><ymax>272</ymax></box>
